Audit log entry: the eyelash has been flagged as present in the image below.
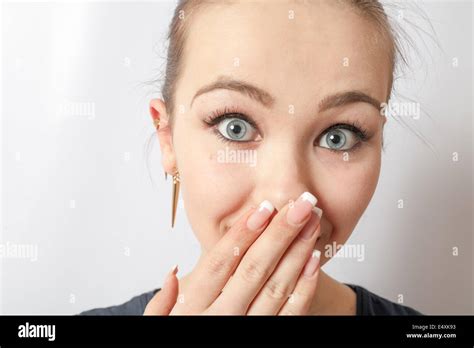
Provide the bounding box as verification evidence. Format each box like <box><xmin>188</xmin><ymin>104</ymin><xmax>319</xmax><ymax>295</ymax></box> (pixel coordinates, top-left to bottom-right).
<box><xmin>321</xmin><ymin>121</ymin><xmax>370</xmax><ymax>153</ymax></box>
<box><xmin>203</xmin><ymin>106</ymin><xmax>371</xmax><ymax>152</ymax></box>
<box><xmin>203</xmin><ymin>106</ymin><xmax>261</xmax><ymax>144</ymax></box>
<box><xmin>203</xmin><ymin>106</ymin><xmax>259</xmax><ymax>128</ymax></box>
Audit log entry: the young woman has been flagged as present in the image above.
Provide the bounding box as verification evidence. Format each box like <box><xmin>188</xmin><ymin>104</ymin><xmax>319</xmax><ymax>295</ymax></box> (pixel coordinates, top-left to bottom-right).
<box><xmin>82</xmin><ymin>0</ymin><xmax>422</xmax><ymax>316</ymax></box>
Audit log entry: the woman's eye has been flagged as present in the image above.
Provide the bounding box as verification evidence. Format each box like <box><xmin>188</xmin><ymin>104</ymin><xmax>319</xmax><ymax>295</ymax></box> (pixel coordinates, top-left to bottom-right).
<box><xmin>216</xmin><ymin>118</ymin><xmax>258</xmax><ymax>142</ymax></box>
<box><xmin>318</xmin><ymin>128</ymin><xmax>359</xmax><ymax>151</ymax></box>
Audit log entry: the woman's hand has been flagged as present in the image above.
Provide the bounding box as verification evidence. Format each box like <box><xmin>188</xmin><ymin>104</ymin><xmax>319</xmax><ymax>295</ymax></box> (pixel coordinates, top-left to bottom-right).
<box><xmin>144</xmin><ymin>192</ymin><xmax>322</xmax><ymax>315</ymax></box>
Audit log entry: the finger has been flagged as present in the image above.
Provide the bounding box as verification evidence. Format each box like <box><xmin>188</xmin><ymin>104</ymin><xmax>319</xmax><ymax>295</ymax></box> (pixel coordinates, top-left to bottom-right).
<box><xmin>247</xmin><ymin>209</ymin><xmax>322</xmax><ymax>315</ymax></box>
<box><xmin>144</xmin><ymin>265</ymin><xmax>179</xmax><ymax>315</ymax></box>
<box><xmin>278</xmin><ymin>249</ymin><xmax>321</xmax><ymax>315</ymax></box>
<box><xmin>173</xmin><ymin>202</ymin><xmax>274</xmax><ymax>314</ymax></box>
<box><xmin>211</xmin><ymin>192</ymin><xmax>318</xmax><ymax>314</ymax></box>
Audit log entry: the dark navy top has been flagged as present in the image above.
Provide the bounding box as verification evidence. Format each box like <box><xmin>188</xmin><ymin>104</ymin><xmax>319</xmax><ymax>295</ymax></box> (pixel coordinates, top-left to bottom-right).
<box><xmin>79</xmin><ymin>283</ymin><xmax>422</xmax><ymax>315</ymax></box>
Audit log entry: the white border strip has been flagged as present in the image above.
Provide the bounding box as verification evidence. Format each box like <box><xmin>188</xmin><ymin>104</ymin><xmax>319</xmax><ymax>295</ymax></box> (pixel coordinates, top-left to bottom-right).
<box><xmin>0</xmin><ymin>0</ymin><xmax>4</xmax><ymax>315</ymax></box>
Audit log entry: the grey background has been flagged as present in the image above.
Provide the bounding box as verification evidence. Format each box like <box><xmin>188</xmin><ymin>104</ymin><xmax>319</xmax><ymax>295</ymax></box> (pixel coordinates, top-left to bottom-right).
<box><xmin>1</xmin><ymin>0</ymin><xmax>472</xmax><ymax>314</ymax></box>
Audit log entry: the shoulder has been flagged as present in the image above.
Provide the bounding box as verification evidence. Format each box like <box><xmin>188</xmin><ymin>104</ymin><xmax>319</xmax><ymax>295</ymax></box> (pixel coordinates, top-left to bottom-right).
<box><xmin>78</xmin><ymin>288</ymin><xmax>161</xmax><ymax>316</ymax></box>
<box><xmin>345</xmin><ymin>283</ymin><xmax>423</xmax><ymax>316</ymax></box>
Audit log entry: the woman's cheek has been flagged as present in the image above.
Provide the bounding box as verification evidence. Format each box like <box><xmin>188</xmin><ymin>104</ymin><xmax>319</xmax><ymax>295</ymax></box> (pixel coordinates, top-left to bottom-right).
<box><xmin>176</xmin><ymin>135</ymin><xmax>255</xmax><ymax>248</ymax></box>
<box><xmin>317</xmin><ymin>148</ymin><xmax>381</xmax><ymax>254</ymax></box>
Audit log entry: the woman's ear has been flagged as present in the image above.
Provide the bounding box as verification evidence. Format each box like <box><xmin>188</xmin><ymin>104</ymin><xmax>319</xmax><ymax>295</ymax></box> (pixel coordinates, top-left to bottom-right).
<box><xmin>149</xmin><ymin>98</ymin><xmax>177</xmax><ymax>175</ymax></box>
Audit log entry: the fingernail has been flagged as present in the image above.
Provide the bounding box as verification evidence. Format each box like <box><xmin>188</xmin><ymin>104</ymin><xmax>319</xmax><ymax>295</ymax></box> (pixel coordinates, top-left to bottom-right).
<box><xmin>313</xmin><ymin>206</ymin><xmax>323</xmax><ymax>219</ymax></box>
<box><xmin>247</xmin><ymin>200</ymin><xmax>274</xmax><ymax>231</ymax></box>
<box><xmin>287</xmin><ymin>192</ymin><xmax>317</xmax><ymax>226</ymax></box>
<box><xmin>170</xmin><ymin>264</ymin><xmax>178</xmax><ymax>276</ymax></box>
<box><xmin>164</xmin><ymin>264</ymin><xmax>178</xmax><ymax>286</ymax></box>
<box><xmin>299</xmin><ymin>207</ymin><xmax>323</xmax><ymax>240</ymax></box>
<box><xmin>303</xmin><ymin>250</ymin><xmax>321</xmax><ymax>278</ymax></box>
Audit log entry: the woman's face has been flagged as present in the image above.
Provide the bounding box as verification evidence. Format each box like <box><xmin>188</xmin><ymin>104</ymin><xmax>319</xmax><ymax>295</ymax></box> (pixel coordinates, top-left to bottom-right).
<box><xmin>156</xmin><ymin>0</ymin><xmax>390</xmax><ymax>265</ymax></box>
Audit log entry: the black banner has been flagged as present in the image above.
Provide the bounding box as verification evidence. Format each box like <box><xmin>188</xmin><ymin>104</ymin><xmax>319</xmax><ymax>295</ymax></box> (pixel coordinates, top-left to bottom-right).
<box><xmin>0</xmin><ymin>315</ymin><xmax>473</xmax><ymax>346</ymax></box>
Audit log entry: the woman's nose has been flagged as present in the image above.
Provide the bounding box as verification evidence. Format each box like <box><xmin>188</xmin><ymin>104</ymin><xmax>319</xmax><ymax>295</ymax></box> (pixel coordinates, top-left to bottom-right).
<box><xmin>253</xmin><ymin>146</ymin><xmax>316</xmax><ymax>211</ymax></box>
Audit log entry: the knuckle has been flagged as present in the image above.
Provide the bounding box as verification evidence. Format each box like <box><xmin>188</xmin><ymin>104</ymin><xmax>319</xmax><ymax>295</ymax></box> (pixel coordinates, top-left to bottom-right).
<box><xmin>233</xmin><ymin>221</ymin><xmax>249</xmax><ymax>235</ymax></box>
<box><xmin>265</xmin><ymin>229</ymin><xmax>292</xmax><ymax>249</ymax></box>
<box><xmin>295</xmin><ymin>286</ymin><xmax>311</xmax><ymax>299</ymax></box>
<box><xmin>239</xmin><ymin>257</ymin><xmax>268</xmax><ymax>284</ymax></box>
<box><xmin>262</xmin><ymin>278</ymin><xmax>291</xmax><ymax>301</ymax></box>
<box><xmin>271</xmin><ymin>218</ymin><xmax>300</xmax><ymax>243</ymax></box>
<box><xmin>290</xmin><ymin>289</ymin><xmax>312</xmax><ymax>309</ymax></box>
<box><xmin>206</xmin><ymin>251</ymin><xmax>231</xmax><ymax>276</ymax></box>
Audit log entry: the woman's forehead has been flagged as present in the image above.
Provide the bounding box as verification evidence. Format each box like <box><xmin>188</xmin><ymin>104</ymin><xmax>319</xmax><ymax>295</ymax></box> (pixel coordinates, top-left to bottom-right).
<box><xmin>179</xmin><ymin>0</ymin><xmax>391</xmax><ymax>106</ymax></box>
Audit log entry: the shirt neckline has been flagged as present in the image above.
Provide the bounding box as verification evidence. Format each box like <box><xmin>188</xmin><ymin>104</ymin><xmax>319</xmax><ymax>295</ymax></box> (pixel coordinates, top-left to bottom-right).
<box><xmin>344</xmin><ymin>283</ymin><xmax>363</xmax><ymax>316</ymax></box>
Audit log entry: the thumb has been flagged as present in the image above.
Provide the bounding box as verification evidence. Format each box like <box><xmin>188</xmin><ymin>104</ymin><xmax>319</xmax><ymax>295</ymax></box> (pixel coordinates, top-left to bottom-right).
<box><xmin>144</xmin><ymin>265</ymin><xmax>179</xmax><ymax>315</ymax></box>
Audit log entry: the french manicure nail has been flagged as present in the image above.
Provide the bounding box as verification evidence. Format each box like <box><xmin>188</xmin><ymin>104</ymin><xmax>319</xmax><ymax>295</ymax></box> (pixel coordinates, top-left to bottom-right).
<box><xmin>170</xmin><ymin>264</ymin><xmax>178</xmax><ymax>276</ymax></box>
<box><xmin>303</xmin><ymin>249</ymin><xmax>321</xmax><ymax>277</ymax></box>
<box><xmin>287</xmin><ymin>192</ymin><xmax>317</xmax><ymax>226</ymax></box>
<box><xmin>247</xmin><ymin>200</ymin><xmax>274</xmax><ymax>231</ymax></box>
<box><xmin>299</xmin><ymin>209</ymin><xmax>320</xmax><ymax>240</ymax></box>
<box><xmin>313</xmin><ymin>206</ymin><xmax>323</xmax><ymax>219</ymax></box>
<box><xmin>164</xmin><ymin>264</ymin><xmax>178</xmax><ymax>286</ymax></box>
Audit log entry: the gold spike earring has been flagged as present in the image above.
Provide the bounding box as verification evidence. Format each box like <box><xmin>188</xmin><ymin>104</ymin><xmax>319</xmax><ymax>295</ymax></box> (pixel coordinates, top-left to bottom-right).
<box><xmin>154</xmin><ymin>118</ymin><xmax>168</xmax><ymax>181</ymax></box>
<box><xmin>153</xmin><ymin>118</ymin><xmax>160</xmax><ymax>130</ymax></box>
<box><xmin>154</xmin><ymin>117</ymin><xmax>179</xmax><ymax>227</ymax></box>
<box><xmin>171</xmin><ymin>170</ymin><xmax>180</xmax><ymax>228</ymax></box>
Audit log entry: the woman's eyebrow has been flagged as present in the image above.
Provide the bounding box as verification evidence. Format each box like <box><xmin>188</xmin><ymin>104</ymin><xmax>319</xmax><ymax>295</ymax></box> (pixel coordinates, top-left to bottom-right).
<box><xmin>190</xmin><ymin>75</ymin><xmax>382</xmax><ymax>113</ymax></box>
<box><xmin>318</xmin><ymin>90</ymin><xmax>382</xmax><ymax>113</ymax></box>
<box><xmin>190</xmin><ymin>75</ymin><xmax>275</xmax><ymax>109</ymax></box>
